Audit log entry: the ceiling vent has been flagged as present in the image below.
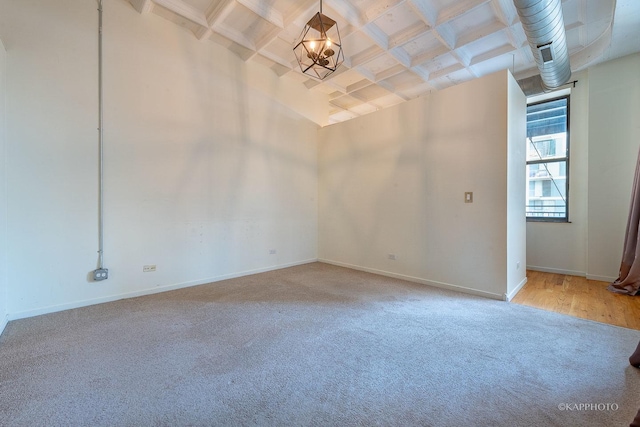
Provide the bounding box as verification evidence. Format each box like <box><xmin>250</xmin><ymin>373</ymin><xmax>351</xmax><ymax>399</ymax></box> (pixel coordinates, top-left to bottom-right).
<box><xmin>514</xmin><ymin>0</ymin><xmax>572</xmax><ymax>91</ymax></box>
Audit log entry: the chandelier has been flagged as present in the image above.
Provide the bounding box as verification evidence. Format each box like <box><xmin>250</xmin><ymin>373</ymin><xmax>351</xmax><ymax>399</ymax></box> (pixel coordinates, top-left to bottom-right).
<box><xmin>293</xmin><ymin>0</ymin><xmax>344</xmax><ymax>80</ymax></box>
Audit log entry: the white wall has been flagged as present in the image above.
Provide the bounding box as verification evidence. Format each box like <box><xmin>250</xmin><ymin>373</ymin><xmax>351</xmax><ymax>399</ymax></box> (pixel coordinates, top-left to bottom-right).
<box><xmin>526</xmin><ymin>54</ymin><xmax>640</xmax><ymax>281</ymax></box>
<box><xmin>587</xmin><ymin>53</ymin><xmax>640</xmax><ymax>281</ymax></box>
<box><xmin>0</xmin><ymin>38</ymin><xmax>7</xmax><ymax>335</ymax></box>
<box><xmin>0</xmin><ymin>0</ymin><xmax>321</xmax><ymax>318</ymax></box>
<box><xmin>506</xmin><ymin>72</ymin><xmax>527</xmax><ymax>298</ymax></box>
<box><xmin>319</xmin><ymin>70</ymin><xmax>525</xmax><ymax>300</ymax></box>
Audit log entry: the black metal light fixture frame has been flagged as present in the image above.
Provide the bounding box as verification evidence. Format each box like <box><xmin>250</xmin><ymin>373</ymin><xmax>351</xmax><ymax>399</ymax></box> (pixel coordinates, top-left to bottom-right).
<box><xmin>293</xmin><ymin>0</ymin><xmax>344</xmax><ymax>80</ymax></box>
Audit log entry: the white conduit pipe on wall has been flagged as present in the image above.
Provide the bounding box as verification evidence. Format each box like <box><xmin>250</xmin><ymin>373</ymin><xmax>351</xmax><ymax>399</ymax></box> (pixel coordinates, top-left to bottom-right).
<box><xmin>93</xmin><ymin>0</ymin><xmax>108</xmax><ymax>281</ymax></box>
<box><xmin>513</xmin><ymin>0</ymin><xmax>572</xmax><ymax>91</ymax></box>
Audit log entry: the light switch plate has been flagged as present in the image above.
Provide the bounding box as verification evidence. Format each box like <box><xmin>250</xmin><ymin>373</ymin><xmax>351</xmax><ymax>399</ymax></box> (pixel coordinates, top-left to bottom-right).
<box><xmin>465</xmin><ymin>192</ymin><xmax>473</xmax><ymax>203</ymax></box>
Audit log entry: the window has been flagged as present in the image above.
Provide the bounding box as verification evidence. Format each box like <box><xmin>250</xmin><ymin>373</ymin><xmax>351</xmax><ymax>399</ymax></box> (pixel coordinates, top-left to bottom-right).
<box><xmin>525</xmin><ymin>95</ymin><xmax>569</xmax><ymax>222</ymax></box>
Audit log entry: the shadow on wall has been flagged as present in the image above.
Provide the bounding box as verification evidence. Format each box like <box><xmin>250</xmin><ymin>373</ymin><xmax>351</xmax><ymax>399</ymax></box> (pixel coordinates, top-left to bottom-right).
<box><xmin>102</xmin><ymin>12</ymin><xmax>319</xmax><ymax>281</ymax></box>
<box><xmin>320</xmin><ymin>93</ymin><xmax>497</xmax><ymax>275</ymax></box>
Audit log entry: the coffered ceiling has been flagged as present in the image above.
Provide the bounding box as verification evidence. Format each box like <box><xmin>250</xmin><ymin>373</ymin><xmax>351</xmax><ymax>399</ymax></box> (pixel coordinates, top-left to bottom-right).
<box><xmin>126</xmin><ymin>0</ymin><xmax>639</xmax><ymax>124</ymax></box>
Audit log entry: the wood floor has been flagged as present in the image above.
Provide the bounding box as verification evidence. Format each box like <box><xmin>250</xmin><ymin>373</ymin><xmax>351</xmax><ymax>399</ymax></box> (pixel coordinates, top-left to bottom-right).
<box><xmin>511</xmin><ymin>270</ymin><xmax>640</xmax><ymax>330</ymax></box>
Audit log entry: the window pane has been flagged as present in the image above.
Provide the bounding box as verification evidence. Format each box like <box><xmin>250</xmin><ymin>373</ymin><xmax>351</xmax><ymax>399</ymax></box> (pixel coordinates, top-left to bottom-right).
<box><xmin>526</xmin><ymin>160</ymin><xmax>567</xmax><ymax>219</ymax></box>
<box><xmin>527</xmin><ymin>135</ymin><xmax>566</xmax><ymax>161</ymax></box>
<box><xmin>527</xmin><ymin>97</ymin><xmax>567</xmax><ymax>138</ymax></box>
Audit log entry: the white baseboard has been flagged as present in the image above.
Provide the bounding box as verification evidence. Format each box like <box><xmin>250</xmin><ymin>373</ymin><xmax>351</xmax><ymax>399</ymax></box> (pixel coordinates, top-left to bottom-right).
<box><xmin>526</xmin><ymin>265</ymin><xmax>616</xmax><ymax>283</ymax></box>
<box><xmin>526</xmin><ymin>265</ymin><xmax>586</xmax><ymax>277</ymax></box>
<box><xmin>586</xmin><ymin>274</ymin><xmax>617</xmax><ymax>283</ymax></box>
<box><xmin>8</xmin><ymin>259</ymin><xmax>318</xmax><ymax>322</ymax></box>
<box><xmin>318</xmin><ymin>259</ymin><xmax>505</xmax><ymax>301</ymax></box>
<box><xmin>505</xmin><ymin>277</ymin><xmax>528</xmax><ymax>301</ymax></box>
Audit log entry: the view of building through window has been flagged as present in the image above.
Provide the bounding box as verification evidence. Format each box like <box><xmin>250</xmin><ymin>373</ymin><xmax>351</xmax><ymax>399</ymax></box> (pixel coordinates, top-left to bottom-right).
<box><xmin>525</xmin><ymin>96</ymin><xmax>569</xmax><ymax>221</ymax></box>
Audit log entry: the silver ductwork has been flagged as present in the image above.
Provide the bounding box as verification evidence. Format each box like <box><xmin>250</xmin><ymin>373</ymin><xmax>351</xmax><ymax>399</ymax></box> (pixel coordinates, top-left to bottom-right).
<box><xmin>514</xmin><ymin>0</ymin><xmax>571</xmax><ymax>91</ymax></box>
<box><xmin>517</xmin><ymin>74</ymin><xmax>545</xmax><ymax>96</ymax></box>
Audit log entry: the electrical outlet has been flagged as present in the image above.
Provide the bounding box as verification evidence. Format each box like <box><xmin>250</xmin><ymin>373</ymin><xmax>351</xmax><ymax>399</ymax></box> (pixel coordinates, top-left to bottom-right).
<box><xmin>388</xmin><ymin>254</ymin><xmax>396</xmax><ymax>260</ymax></box>
<box><xmin>269</xmin><ymin>249</ymin><xmax>277</xmax><ymax>255</ymax></box>
<box><xmin>143</xmin><ymin>265</ymin><xmax>156</xmax><ymax>272</ymax></box>
<box><xmin>93</xmin><ymin>268</ymin><xmax>108</xmax><ymax>281</ymax></box>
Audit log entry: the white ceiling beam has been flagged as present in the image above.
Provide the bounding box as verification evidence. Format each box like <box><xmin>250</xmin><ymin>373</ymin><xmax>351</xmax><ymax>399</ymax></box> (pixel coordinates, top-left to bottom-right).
<box><xmin>388</xmin><ymin>21</ymin><xmax>430</xmax><ymax>49</ymax></box>
<box><xmin>376</xmin><ymin>78</ymin><xmax>396</xmax><ymax>93</ymax></box>
<box><xmin>353</xmin><ymin>66</ymin><xmax>376</xmax><ymax>82</ymax></box>
<box><xmin>206</xmin><ymin>0</ymin><xmax>235</xmax><ymax>26</ymax></box>
<box><xmin>197</xmin><ymin>1</ymin><xmax>235</xmax><ymax>43</ymax></box>
<box><xmin>407</xmin><ymin>0</ymin><xmax>456</xmax><ymax>59</ymax></box>
<box><xmin>324</xmin><ymin>0</ymin><xmax>417</xmax><ymax>78</ymax></box>
<box><xmin>469</xmin><ymin>43</ymin><xmax>516</xmax><ymax>66</ymax></box>
<box><xmin>346</xmin><ymin>79</ymin><xmax>374</xmax><ymax>94</ymax></box>
<box><xmin>324</xmin><ymin>2</ymin><xmax>382</xmax><ymax>53</ymax></box>
<box><xmin>449</xmin><ymin>48</ymin><xmax>479</xmax><ymax>79</ymax></box>
<box><xmin>436</xmin><ymin>0</ymin><xmax>491</xmax><ymax>26</ymax></box>
<box><xmin>254</xmin><ymin>27</ymin><xmax>284</xmax><ymax>52</ymax></box>
<box><xmin>236</xmin><ymin>0</ymin><xmax>284</xmax><ymax>29</ymax></box>
<box><xmin>451</xmin><ymin>48</ymin><xmax>471</xmax><ymax>68</ymax></box>
<box><xmin>491</xmin><ymin>0</ymin><xmax>519</xmax><ymax>26</ymax></box>
<box><xmin>364</xmin><ymin>0</ymin><xmax>408</xmax><ymax>23</ymax></box>
<box><xmin>328</xmin><ymin>109</ymin><xmax>361</xmax><ymax>123</ymax></box>
<box><xmin>129</xmin><ymin>0</ymin><xmax>153</xmax><ymax>14</ymax></box>
<box><xmin>429</xmin><ymin>63</ymin><xmax>464</xmax><ymax>81</ymax></box>
<box><xmin>271</xmin><ymin>63</ymin><xmax>293</xmax><ymax>77</ymax></box>
<box><xmin>212</xmin><ymin>24</ymin><xmax>257</xmax><ymax>52</ymax></box>
<box><xmin>321</xmin><ymin>80</ymin><xmax>348</xmax><ymax>95</ymax></box>
<box><xmin>462</xmin><ymin>66</ymin><xmax>479</xmax><ymax>80</ymax></box>
<box><xmin>410</xmin><ymin>44</ymin><xmax>448</xmax><ymax>67</ymax></box>
<box><xmin>323</xmin><ymin>0</ymin><xmax>367</xmax><ymax>28</ymax></box>
<box><xmin>196</xmin><ymin>27</ymin><xmax>212</xmax><ymax>41</ymax></box>
<box><xmin>502</xmin><ymin>26</ymin><xmax>523</xmax><ymax>51</ymax></box>
<box><xmin>204</xmin><ymin>1</ymin><xmax>259</xmax><ymax>56</ymax></box>
<box><xmin>409</xmin><ymin>65</ymin><xmax>430</xmax><ymax>82</ymax></box>
<box><xmin>298</xmin><ymin>65</ymin><xmax>350</xmax><ymax>89</ymax></box>
<box><xmin>375</xmin><ymin>63</ymin><xmax>407</xmax><ymax>82</ymax></box>
<box><xmin>432</xmin><ymin>25</ymin><xmax>456</xmax><ymax>50</ymax></box>
<box><xmin>349</xmin><ymin>91</ymin><xmax>371</xmax><ymax>104</ymax></box>
<box><xmin>304</xmin><ymin>79</ymin><xmax>322</xmax><ymax>89</ymax></box>
<box><xmin>350</xmin><ymin>46</ymin><xmax>385</xmax><ymax>68</ymax></box>
<box><xmin>362</xmin><ymin>23</ymin><xmax>389</xmax><ymax>49</ymax></box>
<box><xmin>404</xmin><ymin>0</ymin><xmax>442</xmax><ymax>85</ymax></box>
<box><xmin>392</xmin><ymin>70</ymin><xmax>428</xmax><ymax>92</ymax></box>
<box><xmin>520</xmin><ymin>44</ymin><xmax>536</xmax><ymax>64</ymax></box>
<box><xmin>319</xmin><ymin>69</ymin><xmax>371</xmax><ymax>95</ymax></box>
<box><xmin>456</xmin><ymin>21</ymin><xmax>507</xmax><ymax>48</ymax></box>
<box><xmin>256</xmin><ymin>50</ymin><xmax>295</xmax><ymax>71</ymax></box>
<box><xmin>377</xmin><ymin>80</ymin><xmax>410</xmax><ymax>101</ymax></box>
<box><xmin>284</xmin><ymin>0</ymin><xmax>325</xmax><ymax>27</ymax></box>
<box><xmin>389</xmin><ymin>46</ymin><xmax>411</xmax><ymax>68</ymax></box>
<box><xmin>327</xmin><ymin>91</ymin><xmax>343</xmax><ymax>100</ymax></box>
<box><xmin>406</xmin><ymin>0</ymin><xmax>436</xmax><ymax>27</ymax></box>
<box><xmin>153</xmin><ymin>0</ymin><xmax>208</xmax><ymax>27</ymax></box>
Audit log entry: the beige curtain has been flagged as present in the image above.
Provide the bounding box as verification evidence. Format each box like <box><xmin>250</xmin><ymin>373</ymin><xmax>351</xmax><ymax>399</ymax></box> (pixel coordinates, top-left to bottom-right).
<box><xmin>609</xmin><ymin>147</ymin><xmax>640</xmax><ymax>295</ymax></box>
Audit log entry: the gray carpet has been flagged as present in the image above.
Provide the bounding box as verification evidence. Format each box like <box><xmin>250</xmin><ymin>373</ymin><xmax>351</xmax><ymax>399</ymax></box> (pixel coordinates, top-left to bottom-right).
<box><xmin>1</xmin><ymin>262</ymin><xmax>639</xmax><ymax>427</ymax></box>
